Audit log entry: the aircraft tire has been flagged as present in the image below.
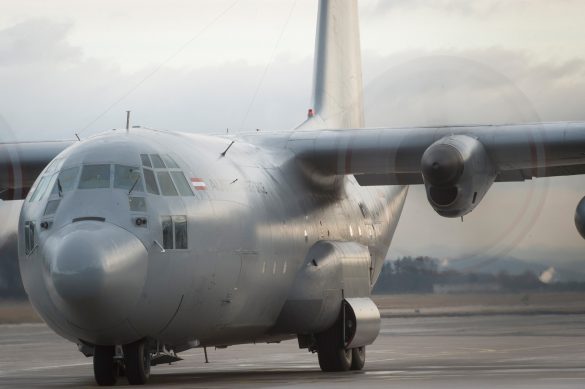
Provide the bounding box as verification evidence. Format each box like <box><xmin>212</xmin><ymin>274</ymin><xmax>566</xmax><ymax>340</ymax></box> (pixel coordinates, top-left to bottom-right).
<box><xmin>316</xmin><ymin>320</ymin><xmax>352</xmax><ymax>372</ymax></box>
<box><xmin>93</xmin><ymin>345</ymin><xmax>117</xmax><ymax>386</ymax></box>
<box><xmin>123</xmin><ymin>339</ymin><xmax>151</xmax><ymax>385</ymax></box>
<box><xmin>350</xmin><ymin>346</ymin><xmax>366</xmax><ymax>370</ymax></box>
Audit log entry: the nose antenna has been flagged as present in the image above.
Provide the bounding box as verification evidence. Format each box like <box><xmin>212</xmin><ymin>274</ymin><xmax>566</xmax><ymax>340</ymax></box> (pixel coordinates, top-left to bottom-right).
<box><xmin>126</xmin><ymin>111</ymin><xmax>131</xmax><ymax>132</ymax></box>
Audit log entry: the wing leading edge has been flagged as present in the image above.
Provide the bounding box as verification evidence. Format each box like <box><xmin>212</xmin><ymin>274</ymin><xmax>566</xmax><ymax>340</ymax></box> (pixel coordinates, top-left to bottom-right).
<box><xmin>285</xmin><ymin>121</ymin><xmax>585</xmax><ymax>185</ymax></box>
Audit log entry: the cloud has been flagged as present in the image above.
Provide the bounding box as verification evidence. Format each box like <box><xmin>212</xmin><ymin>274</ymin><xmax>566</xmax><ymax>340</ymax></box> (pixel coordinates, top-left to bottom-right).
<box><xmin>0</xmin><ymin>19</ymin><xmax>313</xmax><ymax>141</ymax></box>
<box><xmin>0</xmin><ymin>19</ymin><xmax>81</xmax><ymax>67</ymax></box>
<box><xmin>366</xmin><ymin>0</ymin><xmax>581</xmax><ymax>17</ymax></box>
<box><xmin>363</xmin><ymin>48</ymin><xmax>585</xmax><ymax>127</ymax></box>
<box><xmin>372</xmin><ymin>0</ymin><xmax>477</xmax><ymax>13</ymax></box>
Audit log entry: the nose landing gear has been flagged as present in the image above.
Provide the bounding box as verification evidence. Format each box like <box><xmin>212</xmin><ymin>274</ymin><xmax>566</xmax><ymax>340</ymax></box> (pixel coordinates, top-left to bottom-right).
<box><xmin>93</xmin><ymin>346</ymin><xmax>118</xmax><ymax>386</ymax></box>
<box><xmin>92</xmin><ymin>339</ymin><xmax>151</xmax><ymax>386</ymax></box>
<box><xmin>123</xmin><ymin>339</ymin><xmax>151</xmax><ymax>385</ymax></box>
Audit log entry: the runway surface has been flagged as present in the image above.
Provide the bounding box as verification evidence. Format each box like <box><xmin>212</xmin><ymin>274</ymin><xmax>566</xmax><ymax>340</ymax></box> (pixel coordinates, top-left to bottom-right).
<box><xmin>1</xmin><ymin>315</ymin><xmax>585</xmax><ymax>388</ymax></box>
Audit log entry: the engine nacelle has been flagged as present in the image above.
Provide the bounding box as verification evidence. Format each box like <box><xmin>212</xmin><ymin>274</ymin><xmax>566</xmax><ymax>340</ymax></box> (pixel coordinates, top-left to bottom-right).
<box><xmin>421</xmin><ymin>135</ymin><xmax>496</xmax><ymax>218</ymax></box>
<box><xmin>574</xmin><ymin>196</ymin><xmax>585</xmax><ymax>239</ymax></box>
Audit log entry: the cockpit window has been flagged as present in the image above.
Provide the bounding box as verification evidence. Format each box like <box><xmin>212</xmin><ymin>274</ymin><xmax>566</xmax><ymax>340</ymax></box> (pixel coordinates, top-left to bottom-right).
<box><xmin>150</xmin><ymin>154</ymin><xmax>166</xmax><ymax>169</ymax></box>
<box><xmin>44</xmin><ymin>157</ymin><xmax>63</xmax><ymax>175</ymax></box>
<box><xmin>51</xmin><ymin>166</ymin><xmax>79</xmax><ymax>196</ymax></box>
<box><xmin>140</xmin><ymin>154</ymin><xmax>152</xmax><ymax>168</ymax></box>
<box><xmin>162</xmin><ymin>154</ymin><xmax>180</xmax><ymax>169</ymax></box>
<box><xmin>139</xmin><ymin>153</ymin><xmax>193</xmax><ymax>197</ymax></box>
<box><xmin>28</xmin><ymin>175</ymin><xmax>50</xmax><ymax>202</ymax></box>
<box><xmin>156</xmin><ymin>171</ymin><xmax>178</xmax><ymax>196</ymax></box>
<box><xmin>79</xmin><ymin>165</ymin><xmax>111</xmax><ymax>189</ymax></box>
<box><xmin>44</xmin><ymin>199</ymin><xmax>61</xmax><ymax>216</ymax></box>
<box><xmin>170</xmin><ymin>171</ymin><xmax>193</xmax><ymax>196</ymax></box>
<box><xmin>143</xmin><ymin>168</ymin><xmax>159</xmax><ymax>195</ymax></box>
<box><xmin>114</xmin><ymin>165</ymin><xmax>143</xmax><ymax>192</ymax></box>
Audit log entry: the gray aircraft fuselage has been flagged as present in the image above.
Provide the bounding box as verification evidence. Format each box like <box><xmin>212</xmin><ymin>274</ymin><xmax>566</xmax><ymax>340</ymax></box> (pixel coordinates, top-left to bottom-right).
<box><xmin>18</xmin><ymin>128</ymin><xmax>406</xmax><ymax>349</ymax></box>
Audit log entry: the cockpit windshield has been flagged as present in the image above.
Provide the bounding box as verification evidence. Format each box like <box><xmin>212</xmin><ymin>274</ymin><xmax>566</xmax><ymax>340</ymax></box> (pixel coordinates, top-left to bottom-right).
<box><xmin>51</xmin><ymin>167</ymin><xmax>80</xmax><ymax>196</ymax></box>
<box><xmin>79</xmin><ymin>165</ymin><xmax>110</xmax><ymax>189</ymax></box>
<box><xmin>27</xmin><ymin>153</ymin><xmax>193</xmax><ymax>201</ymax></box>
<box><xmin>114</xmin><ymin>165</ymin><xmax>144</xmax><ymax>192</ymax></box>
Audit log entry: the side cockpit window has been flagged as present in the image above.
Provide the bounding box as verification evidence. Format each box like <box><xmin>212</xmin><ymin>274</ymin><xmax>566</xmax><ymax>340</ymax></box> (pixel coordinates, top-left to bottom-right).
<box><xmin>140</xmin><ymin>154</ymin><xmax>152</xmax><ymax>168</ymax></box>
<box><xmin>170</xmin><ymin>171</ymin><xmax>193</xmax><ymax>196</ymax></box>
<box><xmin>29</xmin><ymin>165</ymin><xmax>77</xmax><ymax>203</ymax></box>
<box><xmin>156</xmin><ymin>171</ymin><xmax>178</xmax><ymax>196</ymax></box>
<box><xmin>140</xmin><ymin>153</ymin><xmax>194</xmax><ymax>197</ymax></box>
<box><xmin>51</xmin><ymin>166</ymin><xmax>80</xmax><ymax>197</ymax></box>
<box><xmin>43</xmin><ymin>167</ymin><xmax>79</xmax><ymax>216</ymax></box>
<box><xmin>162</xmin><ymin>155</ymin><xmax>179</xmax><ymax>168</ymax></box>
<box><xmin>143</xmin><ymin>169</ymin><xmax>159</xmax><ymax>195</ymax></box>
<box><xmin>150</xmin><ymin>154</ymin><xmax>166</xmax><ymax>169</ymax></box>
<box><xmin>28</xmin><ymin>175</ymin><xmax>51</xmax><ymax>202</ymax></box>
<box><xmin>79</xmin><ymin>165</ymin><xmax>110</xmax><ymax>189</ymax></box>
<box><xmin>44</xmin><ymin>200</ymin><xmax>61</xmax><ymax>216</ymax></box>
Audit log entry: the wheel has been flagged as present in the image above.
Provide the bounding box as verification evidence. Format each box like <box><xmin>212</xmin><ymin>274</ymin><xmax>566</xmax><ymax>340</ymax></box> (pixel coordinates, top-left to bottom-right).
<box><xmin>93</xmin><ymin>345</ymin><xmax>117</xmax><ymax>386</ymax></box>
<box><xmin>123</xmin><ymin>339</ymin><xmax>151</xmax><ymax>385</ymax></box>
<box><xmin>316</xmin><ymin>320</ymin><xmax>352</xmax><ymax>372</ymax></box>
<box><xmin>351</xmin><ymin>346</ymin><xmax>366</xmax><ymax>370</ymax></box>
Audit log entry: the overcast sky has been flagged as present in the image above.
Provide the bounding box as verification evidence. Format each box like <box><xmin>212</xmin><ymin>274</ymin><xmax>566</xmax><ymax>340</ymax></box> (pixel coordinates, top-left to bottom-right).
<box><xmin>1</xmin><ymin>0</ymin><xmax>585</xmax><ymax>269</ymax></box>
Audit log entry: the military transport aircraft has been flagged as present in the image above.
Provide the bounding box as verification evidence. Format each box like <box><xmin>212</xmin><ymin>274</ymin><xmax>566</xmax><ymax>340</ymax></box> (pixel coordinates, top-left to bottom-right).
<box><xmin>2</xmin><ymin>0</ymin><xmax>585</xmax><ymax>386</ymax></box>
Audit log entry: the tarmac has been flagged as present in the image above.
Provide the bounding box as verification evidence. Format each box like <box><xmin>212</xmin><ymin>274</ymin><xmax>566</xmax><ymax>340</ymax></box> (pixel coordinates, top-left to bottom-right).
<box><xmin>1</xmin><ymin>314</ymin><xmax>584</xmax><ymax>388</ymax></box>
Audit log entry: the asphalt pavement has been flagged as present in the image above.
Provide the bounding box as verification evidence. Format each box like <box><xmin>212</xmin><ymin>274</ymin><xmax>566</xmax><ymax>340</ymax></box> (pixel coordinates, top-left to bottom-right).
<box><xmin>1</xmin><ymin>315</ymin><xmax>584</xmax><ymax>388</ymax></box>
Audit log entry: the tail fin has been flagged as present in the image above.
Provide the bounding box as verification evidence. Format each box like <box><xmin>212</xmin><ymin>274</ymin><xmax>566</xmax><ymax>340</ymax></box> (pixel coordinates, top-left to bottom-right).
<box><xmin>298</xmin><ymin>0</ymin><xmax>364</xmax><ymax>130</ymax></box>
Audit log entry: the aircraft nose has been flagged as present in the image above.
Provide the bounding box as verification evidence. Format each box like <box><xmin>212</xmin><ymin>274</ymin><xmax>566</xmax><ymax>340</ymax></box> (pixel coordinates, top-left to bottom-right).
<box><xmin>43</xmin><ymin>221</ymin><xmax>148</xmax><ymax>330</ymax></box>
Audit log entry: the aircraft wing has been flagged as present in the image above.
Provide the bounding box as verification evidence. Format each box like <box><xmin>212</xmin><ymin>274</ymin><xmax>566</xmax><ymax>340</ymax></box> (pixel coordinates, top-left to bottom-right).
<box><xmin>288</xmin><ymin>121</ymin><xmax>585</xmax><ymax>185</ymax></box>
<box><xmin>283</xmin><ymin>121</ymin><xmax>585</xmax><ymax>218</ymax></box>
<box><xmin>0</xmin><ymin>141</ymin><xmax>74</xmax><ymax>200</ymax></box>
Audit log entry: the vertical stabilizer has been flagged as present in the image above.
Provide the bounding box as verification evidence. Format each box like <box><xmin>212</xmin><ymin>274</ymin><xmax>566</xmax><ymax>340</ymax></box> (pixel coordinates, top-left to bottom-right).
<box><xmin>298</xmin><ymin>0</ymin><xmax>364</xmax><ymax>130</ymax></box>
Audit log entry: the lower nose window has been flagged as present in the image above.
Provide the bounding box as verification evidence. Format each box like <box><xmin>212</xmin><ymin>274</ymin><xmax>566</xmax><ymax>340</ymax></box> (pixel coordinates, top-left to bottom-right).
<box><xmin>129</xmin><ymin>197</ymin><xmax>146</xmax><ymax>212</ymax></box>
<box><xmin>162</xmin><ymin>217</ymin><xmax>173</xmax><ymax>249</ymax></box>
<box><xmin>174</xmin><ymin>216</ymin><xmax>187</xmax><ymax>249</ymax></box>
<box><xmin>161</xmin><ymin>215</ymin><xmax>188</xmax><ymax>250</ymax></box>
<box><xmin>24</xmin><ymin>221</ymin><xmax>36</xmax><ymax>255</ymax></box>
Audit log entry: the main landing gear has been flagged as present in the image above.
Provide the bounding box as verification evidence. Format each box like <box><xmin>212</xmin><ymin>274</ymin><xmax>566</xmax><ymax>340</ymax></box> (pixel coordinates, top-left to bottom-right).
<box><xmin>316</xmin><ymin>314</ymin><xmax>366</xmax><ymax>372</ymax></box>
<box><xmin>93</xmin><ymin>339</ymin><xmax>151</xmax><ymax>386</ymax></box>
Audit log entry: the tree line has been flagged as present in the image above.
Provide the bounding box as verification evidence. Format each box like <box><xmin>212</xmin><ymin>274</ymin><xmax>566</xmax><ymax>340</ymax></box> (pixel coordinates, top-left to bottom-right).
<box><xmin>373</xmin><ymin>256</ymin><xmax>585</xmax><ymax>294</ymax></box>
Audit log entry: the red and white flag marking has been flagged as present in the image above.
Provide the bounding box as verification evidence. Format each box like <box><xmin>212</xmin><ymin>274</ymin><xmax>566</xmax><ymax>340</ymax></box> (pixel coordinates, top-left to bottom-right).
<box><xmin>191</xmin><ymin>178</ymin><xmax>207</xmax><ymax>191</ymax></box>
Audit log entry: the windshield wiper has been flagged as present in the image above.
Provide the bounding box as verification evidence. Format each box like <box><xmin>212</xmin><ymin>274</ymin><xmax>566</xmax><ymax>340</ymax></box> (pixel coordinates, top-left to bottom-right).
<box><xmin>128</xmin><ymin>176</ymin><xmax>140</xmax><ymax>195</ymax></box>
<box><xmin>57</xmin><ymin>178</ymin><xmax>63</xmax><ymax>197</ymax></box>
